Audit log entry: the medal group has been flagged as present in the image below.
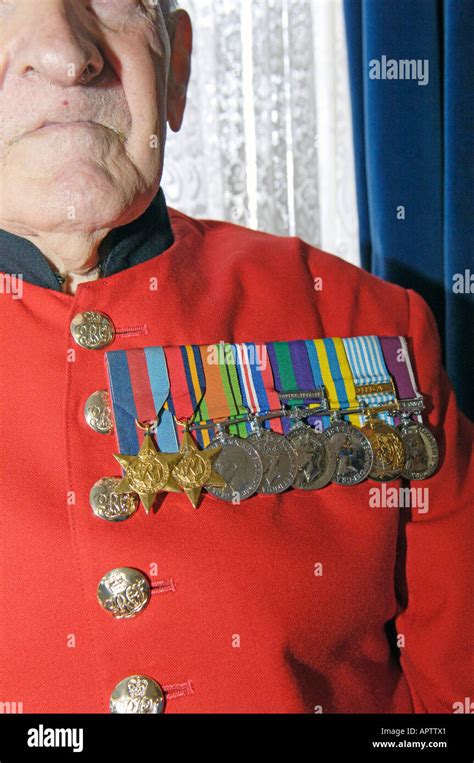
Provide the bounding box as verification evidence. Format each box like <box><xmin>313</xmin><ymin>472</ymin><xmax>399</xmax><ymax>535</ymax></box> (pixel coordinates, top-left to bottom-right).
<box><xmin>92</xmin><ymin>335</ymin><xmax>440</xmax><ymax>517</ymax></box>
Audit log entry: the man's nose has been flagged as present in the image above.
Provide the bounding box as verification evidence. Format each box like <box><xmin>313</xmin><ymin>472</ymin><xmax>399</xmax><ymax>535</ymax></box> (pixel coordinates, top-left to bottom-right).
<box><xmin>14</xmin><ymin>1</ymin><xmax>104</xmax><ymax>86</ymax></box>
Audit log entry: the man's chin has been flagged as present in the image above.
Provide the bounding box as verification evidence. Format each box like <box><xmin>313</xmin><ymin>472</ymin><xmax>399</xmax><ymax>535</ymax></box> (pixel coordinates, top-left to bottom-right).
<box><xmin>1</xmin><ymin>170</ymin><xmax>152</xmax><ymax>234</ymax></box>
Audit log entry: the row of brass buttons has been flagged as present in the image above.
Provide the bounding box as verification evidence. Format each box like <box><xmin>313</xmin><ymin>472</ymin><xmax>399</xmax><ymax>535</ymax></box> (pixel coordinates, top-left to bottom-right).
<box><xmin>74</xmin><ymin>312</ymin><xmax>166</xmax><ymax>712</ymax></box>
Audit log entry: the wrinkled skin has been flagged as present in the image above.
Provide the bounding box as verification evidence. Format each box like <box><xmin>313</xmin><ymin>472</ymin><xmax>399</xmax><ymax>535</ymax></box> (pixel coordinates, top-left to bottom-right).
<box><xmin>0</xmin><ymin>0</ymin><xmax>192</xmax><ymax>282</ymax></box>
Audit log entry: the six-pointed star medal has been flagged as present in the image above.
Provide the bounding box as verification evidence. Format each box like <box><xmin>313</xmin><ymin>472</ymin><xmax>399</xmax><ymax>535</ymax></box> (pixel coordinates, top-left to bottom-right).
<box><xmin>114</xmin><ymin>434</ymin><xmax>183</xmax><ymax>513</ymax></box>
<box><xmin>172</xmin><ymin>431</ymin><xmax>226</xmax><ymax>508</ymax></box>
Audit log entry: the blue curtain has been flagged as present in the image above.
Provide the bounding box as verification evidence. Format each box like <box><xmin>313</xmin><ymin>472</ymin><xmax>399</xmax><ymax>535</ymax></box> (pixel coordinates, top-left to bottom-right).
<box><xmin>343</xmin><ymin>0</ymin><xmax>473</xmax><ymax>420</ymax></box>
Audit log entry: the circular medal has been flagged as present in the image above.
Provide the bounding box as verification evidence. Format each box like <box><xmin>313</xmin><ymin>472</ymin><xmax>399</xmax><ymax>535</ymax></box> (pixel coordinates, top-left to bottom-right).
<box><xmin>397</xmin><ymin>421</ymin><xmax>439</xmax><ymax>480</ymax></box>
<box><xmin>360</xmin><ymin>420</ymin><xmax>406</xmax><ymax>482</ymax></box>
<box><xmin>247</xmin><ymin>430</ymin><xmax>298</xmax><ymax>494</ymax></box>
<box><xmin>324</xmin><ymin>422</ymin><xmax>373</xmax><ymax>485</ymax></box>
<box><xmin>287</xmin><ymin>426</ymin><xmax>337</xmax><ymax>490</ymax></box>
<box><xmin>205</xmin><ymin>436</ymin><xmax>263</xmax><ymax>502</ymax></box>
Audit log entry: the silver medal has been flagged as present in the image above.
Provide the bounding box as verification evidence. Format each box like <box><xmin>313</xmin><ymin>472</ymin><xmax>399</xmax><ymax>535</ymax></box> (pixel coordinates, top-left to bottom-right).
<box><xmin>397</xmin><ymin>420</ymin><xmax>439</xmax><ymax>480</ymax></box>
<box><xmin>205</xmin><ymin>435</ymin><xmax>263</xmax><ymax>502</ymax></box>
<box><xmin>287</xmin><ymin>426</ymin><xmax>337</xmax><ymax>490</ymax></box>
<box><xmin>247</xmin><ymin>429</ymin><xmax>298</xmax><ymax>494</ymax></box>
<box><xmin>323</xmin><ymin>421</ymin><xmax>373</xmax><ymax>485</ymax></box>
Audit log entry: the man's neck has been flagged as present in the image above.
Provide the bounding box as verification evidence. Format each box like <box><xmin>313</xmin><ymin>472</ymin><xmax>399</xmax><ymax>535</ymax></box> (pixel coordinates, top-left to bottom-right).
<box><xmin>19</xmin><ymin>229</ymin><xmax>109</xmax><ymax>294</ymax></box>
<box><xmin>24</xmin><ymin>230</ymin><xmax>105</xmax><ymax>270</ymax></box>
<box><xmin>0</xmin><ymin>187</ymin><xmax>175</xmax><ymax>293</ymax></box>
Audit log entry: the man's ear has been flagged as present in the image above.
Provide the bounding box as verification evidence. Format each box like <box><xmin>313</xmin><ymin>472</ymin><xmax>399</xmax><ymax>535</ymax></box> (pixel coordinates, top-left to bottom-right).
<box><xmin>166</xmin><ymin>10</ymin><xmax>193</xmax><ymax>133</ymax></box>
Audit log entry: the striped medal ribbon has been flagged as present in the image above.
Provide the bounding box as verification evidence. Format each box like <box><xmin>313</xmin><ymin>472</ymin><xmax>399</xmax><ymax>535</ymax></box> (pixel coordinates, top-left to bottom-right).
<box><xmin>164</xmin><ymin>345</ymin><xmax>225</xmax><ymax>507</ymax></box>
<box><xmin>265</xmin><ymin>339</ymin><xmax>341</xmax><ymax>490</ymax></box>
<box><xmin>267</xmin><ymin>340</ymin><xmax>326</xmax><ymax>434</ymax></box>
<box><xmin>192</xmin><ymin>343</ymin><xmax>248</xmax><ymax>440</ymax></box>
<box><xmin>194</xmin><ymin>343</ymin><xmax>266</xmax><ymax>502</ymax></box>
<box><xmin>342</xmin><ymin>335</ymin><xmax>396</xmax><ymax>412</ymax></box>
<box><xmin>106</xmin><ymin>347</ymin><xmax>178</xmax><ymax>454</ymax></box>
<box><xmin>379</xmin><ymin>336</ymin><xmax>423</xmax><ymax>421</ymax></box>
<box><xmin>164</xmin><ymin>345</ymin><xmax>206</xmax><ymax>445</ymax></box>
<box><xmin>342</xmin><ymin>336</ymin><xmax>408</xmax><ymax>482</ymax></box>
<box><xmin>379</xmin><ymin>336</ymin><xmax>439</xmax><ymax>480</ymax></box>
<box><xmin>266</xmin><ymin>338</ymin><xmax>361</xmax><ymax>431</ymax></box>
<box><xmin>305</xmin><ymin>338</ymin><xmax>361</xmax><ymax>429</ymax></box>
<box><xmin>237</xmin><ymin>340</ymin><xmax>310</xmax><ymax>494</ymax></box>
<box><xmin>106</xmin><ymin>348</ymin><xmax>183</xmax><ymax>513</ymax></box>
<box><xmin>235</xmin><ymin>342</ymin><xmax>284</xmax><ymax>434</ymax></box>
<box><xmin>293</xmin><ymin>338</ymin><xmax>373</xmax><ymax>485</ymax></box>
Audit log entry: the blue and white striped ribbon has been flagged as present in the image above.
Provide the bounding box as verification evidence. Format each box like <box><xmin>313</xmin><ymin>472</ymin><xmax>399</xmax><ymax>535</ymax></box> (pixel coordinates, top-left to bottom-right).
<box><xmin>342</xmin><ymin>335</ymin><xmax>396</xmax><ymax>423</ymax></box>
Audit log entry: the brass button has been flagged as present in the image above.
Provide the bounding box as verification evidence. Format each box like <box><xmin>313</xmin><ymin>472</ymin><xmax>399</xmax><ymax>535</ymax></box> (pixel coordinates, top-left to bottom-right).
<box><xmin>110</xmin><ymin>675</ymin><xmax>165</xmax><ymax>714</ymax></box>
<box><xmin>84</xmin><ymin>390</ymin><xmax>114</xmax><ymax>434</ymax></box>
<box><xmin>97</xmin><ymin>568</ymin><xmax>150</xmax><ymax>619</ymax></box>
<box><xmin>89</xmin><ymin>477</ymin><xmax>139</xmax><ymax>522</ymax></box>
<box><xmin>70</xmin><ymin>311</ymin><xmax>115</xmax><ymax>350</ymax></box>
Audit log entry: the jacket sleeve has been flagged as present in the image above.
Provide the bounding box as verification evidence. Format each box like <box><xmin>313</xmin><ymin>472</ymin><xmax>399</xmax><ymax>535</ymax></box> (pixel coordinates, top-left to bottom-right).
<box><xmin>394</xmin><ymin>287</ymin><xmax>474</xmax><ymax>713</ymax></box>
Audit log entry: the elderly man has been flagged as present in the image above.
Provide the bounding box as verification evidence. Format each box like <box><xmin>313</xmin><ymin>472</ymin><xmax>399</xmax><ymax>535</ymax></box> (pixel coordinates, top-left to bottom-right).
<box><xmin>0</xmin><ymin>0</ymin><xmax>472</xmax><ymax>715</ymax></box>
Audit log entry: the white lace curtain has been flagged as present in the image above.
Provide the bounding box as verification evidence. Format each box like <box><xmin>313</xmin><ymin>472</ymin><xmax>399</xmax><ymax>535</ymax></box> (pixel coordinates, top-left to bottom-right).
<box><xmin>163</xmin><ymin>0</ymin><xmax>360</xmax><ymax>266</ymax></box>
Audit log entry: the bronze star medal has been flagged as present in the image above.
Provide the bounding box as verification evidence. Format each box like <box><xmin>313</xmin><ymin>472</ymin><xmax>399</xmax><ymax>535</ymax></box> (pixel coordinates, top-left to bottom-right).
<box><xmin>114</xmin><ymin>433</ymin><xmax>183</xmax><ymax>513</ymax></box>
<box><xmin>172</xmin><ymin>426</ymin><xmax>226</xmax><ymax>508</ymax></box>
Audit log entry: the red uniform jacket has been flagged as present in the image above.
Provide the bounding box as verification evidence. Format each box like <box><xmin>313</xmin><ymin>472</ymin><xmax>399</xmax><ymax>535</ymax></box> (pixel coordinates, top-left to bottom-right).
<box><xmin>0</xmin><ymin>207</ymin><xmax>472</xmax><ymax>713</ymax></box>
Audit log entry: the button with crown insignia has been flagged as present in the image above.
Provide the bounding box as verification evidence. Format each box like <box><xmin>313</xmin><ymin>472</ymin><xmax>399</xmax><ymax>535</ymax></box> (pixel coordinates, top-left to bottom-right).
<box><xmin>70</xmin><ymin>311</ymin><xmax>115</xmax><ymax>350</ymax></box>
<box><xmin>84</xmin><ymin>390</ymin><xmax>114</xmax><ymax>434</ymax></box>
<box><xmin>97</xmin><ymin>568</ymin><xmax>150</xmax><ymax>619</ymax></box>
<box><xmin>89</xmin><ymin>477</ymin><xmax>139</xmax><ymax>522</ymax></box>
<box><xmin>110</xmin><ymin>675</ymin><xmax>165</xmax><ymax>714</ymax></box>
